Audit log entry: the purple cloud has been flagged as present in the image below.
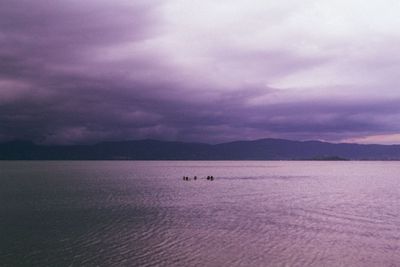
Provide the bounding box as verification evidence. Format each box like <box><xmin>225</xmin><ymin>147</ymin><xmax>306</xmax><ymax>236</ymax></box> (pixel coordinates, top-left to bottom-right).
<box><xmin>1</xmin><ymin>0</ymin><xmax>400</xmax><ymax>144</ymax></box>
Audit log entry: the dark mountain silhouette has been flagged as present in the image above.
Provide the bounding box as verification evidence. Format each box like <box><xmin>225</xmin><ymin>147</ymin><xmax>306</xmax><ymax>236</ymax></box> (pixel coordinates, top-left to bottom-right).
<box><xmin>1</xmin><ymin>138</ymin><xmax>400</xmax><ymax>160</ymax></box>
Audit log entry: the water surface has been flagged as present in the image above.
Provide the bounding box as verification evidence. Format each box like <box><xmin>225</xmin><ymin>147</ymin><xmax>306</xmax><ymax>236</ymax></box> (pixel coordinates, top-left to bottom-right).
<box><xmin>1</xmin><ymin>161</ymin><xmax>400</xmax><ymax>266</ymax></box>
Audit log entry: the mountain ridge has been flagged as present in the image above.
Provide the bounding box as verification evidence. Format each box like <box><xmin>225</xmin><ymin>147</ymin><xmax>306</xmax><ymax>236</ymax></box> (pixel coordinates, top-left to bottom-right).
<box><xmin>1</xmin><ymin>138</ymin><xmax>400</xmax><ymax>160</ymax></box>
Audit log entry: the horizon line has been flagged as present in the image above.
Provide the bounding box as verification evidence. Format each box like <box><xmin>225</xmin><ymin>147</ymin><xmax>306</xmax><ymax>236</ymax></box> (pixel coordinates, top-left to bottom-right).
<box><xmin>2</xmin><ymin>137</ymin><xmax>400</xmax><ymax>147</ymax></box>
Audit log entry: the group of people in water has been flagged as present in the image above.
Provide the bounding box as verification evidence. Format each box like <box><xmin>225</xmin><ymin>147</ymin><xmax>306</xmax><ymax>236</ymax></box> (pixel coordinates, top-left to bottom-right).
<box><xmin>182</xmin><ymin>175</ymin><xmax>214</xmax><ymax>181</ymax></box>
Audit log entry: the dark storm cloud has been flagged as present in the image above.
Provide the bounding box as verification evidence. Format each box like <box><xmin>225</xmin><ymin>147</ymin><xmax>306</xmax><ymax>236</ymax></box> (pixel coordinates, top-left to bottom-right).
<box><xmin>2</xmin><ymin>0</ymin><xmax>400</xmax><ymax>144</ymax></box>
<box><xmin>0</xmin><ymin>0</ymin><xmax>168</xmax><ymax>143</ymax></box>
<box><xmin>164</xmin><ymin>96</ymin><xmax>400</xmax><ymax>143</ymax></box>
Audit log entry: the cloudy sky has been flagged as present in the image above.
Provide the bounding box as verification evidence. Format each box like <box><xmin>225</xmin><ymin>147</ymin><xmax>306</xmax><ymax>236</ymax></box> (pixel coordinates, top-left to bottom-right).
<box><xmin>1</xmin><ymin>0</ymin><xmax>400</xmax><ymax>144</ymax></box>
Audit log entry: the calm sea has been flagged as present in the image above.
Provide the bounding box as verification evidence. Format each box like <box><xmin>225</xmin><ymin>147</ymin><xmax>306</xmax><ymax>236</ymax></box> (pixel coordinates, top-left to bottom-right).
<box><xmin>1</xmin><ymin>161</ymin><xmax>400</xmax><ymax>266</ymax></box>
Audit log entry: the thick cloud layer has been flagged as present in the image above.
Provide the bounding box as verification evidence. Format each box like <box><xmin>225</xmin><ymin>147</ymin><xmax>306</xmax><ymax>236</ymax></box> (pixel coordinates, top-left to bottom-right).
<box><xmin>2</xmin><ymin>0</ymin><xmax>400</xmax><ymax>144</ymax></box>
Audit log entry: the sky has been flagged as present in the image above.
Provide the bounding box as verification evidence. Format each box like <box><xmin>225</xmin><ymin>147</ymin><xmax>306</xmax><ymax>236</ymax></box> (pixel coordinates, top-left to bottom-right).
<box><xmin>1</xmin><ymin>0</ymin><xmax>400</xmax><ymax>145</ymax></box>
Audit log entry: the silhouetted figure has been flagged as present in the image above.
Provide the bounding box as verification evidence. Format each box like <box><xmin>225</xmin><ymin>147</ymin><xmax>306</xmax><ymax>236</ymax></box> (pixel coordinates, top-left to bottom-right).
<box><xmin>183</xmin><ymin>176</ymin><xmax>186</xmax><ymax>180</ymax></box>
<box><xmin>210</xmin><ymin>176</ymin><xmax>214</xmax><ymax>181</ymax></box>
<box><xmin>207</xmin><ymin>176</ymin><xmax>210</xmax><ymax>180</ymax></box>
<box><xmin>194</xmin><ymin>176</ymin><xmax>197</xmax><ymax>180</ymax></box>
<box><xmin>186</xmin><ymin>176</ymin><xmax>189</xmax><ymax>181</ymax></box>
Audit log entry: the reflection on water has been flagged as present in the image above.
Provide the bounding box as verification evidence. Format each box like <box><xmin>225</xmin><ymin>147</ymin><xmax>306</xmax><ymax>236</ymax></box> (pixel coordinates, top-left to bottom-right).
<box><xmin>1</xmin><ymin>161</ymin><xmax>400</xmax><ymax>266</ymax></box>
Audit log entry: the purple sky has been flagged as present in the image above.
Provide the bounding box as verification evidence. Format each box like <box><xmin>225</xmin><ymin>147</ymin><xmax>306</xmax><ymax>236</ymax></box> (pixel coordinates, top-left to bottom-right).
<box><xmin>1</xmin><ymin>0</ymin><xmax>400</xmax><ymax>144</ymax></box>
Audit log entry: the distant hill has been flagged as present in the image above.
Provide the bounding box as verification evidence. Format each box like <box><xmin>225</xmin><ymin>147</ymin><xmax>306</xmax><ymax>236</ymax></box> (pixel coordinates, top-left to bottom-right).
<box><xmin>1</xmin><ymin>138</ymin><xmax>400</xmax><ymax>160</ymax></box>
